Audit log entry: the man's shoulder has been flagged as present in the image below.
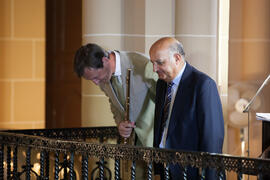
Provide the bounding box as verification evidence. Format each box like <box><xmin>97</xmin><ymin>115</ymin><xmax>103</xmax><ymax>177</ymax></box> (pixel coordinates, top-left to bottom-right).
<box><xmin>184</xmin><ymin>63</ymin><xmax>217</xmax><ymax>90</ymax></box>
<box><xmin>117</xmin><ymin>51</ymin><xmax>157</xmax><ymax>83</ymax></box>
<box><xmin>118</xmin><ymin>51</ymin><xmax>149</xmax><ymax>61</ymax></box>
<box><xmin>118</xmin><ymin>51</ymin><xmax>151</xmax><ymax>72</ymax></box>
<box><xmin>188</xmin><ymin>64</ymin><xmax>215</xmax><ymax>83</ymax></box>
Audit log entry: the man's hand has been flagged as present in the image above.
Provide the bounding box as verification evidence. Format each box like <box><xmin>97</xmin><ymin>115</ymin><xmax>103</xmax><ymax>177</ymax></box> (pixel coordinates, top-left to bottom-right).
<box><xmin>118</xmin><ymin>121</ymin><xmax>136</xmax><ymax>138</ymax></box>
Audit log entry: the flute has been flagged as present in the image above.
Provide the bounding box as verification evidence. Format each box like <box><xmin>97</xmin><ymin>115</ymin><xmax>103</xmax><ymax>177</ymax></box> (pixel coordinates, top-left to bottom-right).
<box><xmin>121</xmin><ymin>68</ymin><xmax>133</xmax><ymax>180</ymax></box>
<box><xmin>125</xmin><ymin>69</ymin><xmax>131</xmax><ymax>122</ymax></box>
<box><xmin>124</xmin><ymin>68</ymin><xmax>132</xmax><ymax>144</ymax></box>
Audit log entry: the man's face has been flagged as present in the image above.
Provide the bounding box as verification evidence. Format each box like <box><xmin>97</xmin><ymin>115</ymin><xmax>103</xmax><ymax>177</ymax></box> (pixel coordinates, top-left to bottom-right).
<box><xmin>150</xmin><ymin>49</ymin><xmax>176</xmax><ymax>82</ymax></box>
<box><xmin>82</xmin><ymin>57</ymin><xmax>112</xmax><ymax>85</ymax></box>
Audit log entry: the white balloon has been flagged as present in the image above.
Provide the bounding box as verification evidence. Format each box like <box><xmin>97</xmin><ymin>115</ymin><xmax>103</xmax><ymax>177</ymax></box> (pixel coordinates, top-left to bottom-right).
<box><xmin>229</xmin><ymin>111</ymin><xmax>248</xmax><ymax>127</ymax></box>
<box><xmin>235</xmin><ymin>98</ymin><xmax>249</xmax><ymax>113</ymax></box>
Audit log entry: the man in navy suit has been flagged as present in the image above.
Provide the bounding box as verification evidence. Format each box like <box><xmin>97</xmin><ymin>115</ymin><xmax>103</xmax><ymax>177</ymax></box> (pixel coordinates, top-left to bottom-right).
<box><xmin>149</xmin><ymin>37</ymin><xmax>224</xmax><ymax>179</ymax></box>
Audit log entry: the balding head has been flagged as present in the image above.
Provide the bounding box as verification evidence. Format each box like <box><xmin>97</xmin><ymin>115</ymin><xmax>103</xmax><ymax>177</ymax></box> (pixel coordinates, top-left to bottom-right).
<box><xmin>149</xmin><ymin>37</ymin><xmax>185</xmax><ymax>59</ymax></box>
<box><xmin>149</xmin><ymin>37</ymin><xmax>185</xmax><ymax>82</ymax></box>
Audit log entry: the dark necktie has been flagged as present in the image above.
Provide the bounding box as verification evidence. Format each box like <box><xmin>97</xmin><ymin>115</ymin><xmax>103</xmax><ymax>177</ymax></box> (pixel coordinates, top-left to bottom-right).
<box><xmin>161</xmin><ymin>82</ymin><xmax>174</xmax><ymax>131</ymax></box>
<box><xmin>111</xmin><ymin>76</ymin><xmax>125</xmax><ymax>106</ymax></box>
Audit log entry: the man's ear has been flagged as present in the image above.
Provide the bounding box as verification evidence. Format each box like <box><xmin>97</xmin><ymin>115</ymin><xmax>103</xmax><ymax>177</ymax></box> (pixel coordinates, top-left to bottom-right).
<box><xmin>174</xmin><ymin>53</ymin><xmax>182</xmax><ymax>64</ymax></box>
<box><xmin>102</xmin><ymin>56</ymin><xmax>109</xmax><ymax>64</ymax></box>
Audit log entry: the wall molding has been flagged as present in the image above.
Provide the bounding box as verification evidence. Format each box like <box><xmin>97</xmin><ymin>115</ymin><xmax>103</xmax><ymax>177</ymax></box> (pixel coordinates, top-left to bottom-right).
<box><xmin>82</xmin><ymin>94</ymin><xmax>106</xmax><ymax>98</ymax></box>
<box><xmin>0</xmin><ymin>121</ymin><xmax>44</xmax><ymax>125</ymax></box>
<box><xmin>0</xmin><ymin>37</ymin><xmax>45</xmax><ymax>41</ymax></box>
<box><xmin>83</xmin><ymin>33</ymin><xmax>216</xmax><ymax>38</ymax></box>
<box><xmin>230</xmin><ymin>38</ymin><xmax>270</xmax><ymax>43</ymax></box>
<box><xmin>0</xmin><ymin>79</ymin><xmax>45</xmax><ymax>82</ymax></box>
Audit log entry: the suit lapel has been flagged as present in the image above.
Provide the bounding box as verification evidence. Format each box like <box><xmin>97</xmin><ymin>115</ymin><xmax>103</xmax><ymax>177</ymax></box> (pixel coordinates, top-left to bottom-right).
<box><xmin>119</xmin><ymin>52</ymin><xmax>128</xmax><ymax>102</ymax></box>
<box><xmin>167</xmin><ymin>63</ymin><xmax>193</xmax><ymax>138</ymax></box>
<box><xmin>102</xmin><ymin>51</ymin><xmax>133</xmax><ymax>112</ymax></box>
<box><xmin>102</xmin><ymin>82</ymin><xmax>125</xmax><ymax>112</ymax></box>
<box><xmin>119</xmin><ymin>52</ymin><xmax>136</xmax><ymax>119</ymax></box>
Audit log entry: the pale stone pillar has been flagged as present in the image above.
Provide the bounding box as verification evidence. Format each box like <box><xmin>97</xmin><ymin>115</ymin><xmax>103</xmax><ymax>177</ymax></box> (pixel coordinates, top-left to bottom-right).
<box><xmin>174</xmin><ymin>0</ymin><xmax>229</xmax><ymax>152</ymax></box>
<box><xmin>175</xmin><ymin>0</ymin><xmax>219</xmax><ymax>81</ymax></box>
<box><xmin>145</xmin><ymin>0</ymin><xmax>175</xmax><ymax>53</ymax></box>
<box><xmin>82</xmin><ymin>0</ymin><xmax>123</xmax><ymax>127</ymax></box>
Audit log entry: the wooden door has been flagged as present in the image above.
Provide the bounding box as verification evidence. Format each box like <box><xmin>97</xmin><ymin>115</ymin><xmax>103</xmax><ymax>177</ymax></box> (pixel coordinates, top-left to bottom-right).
<box><xmin>46</xmin><ymin>0</ymin><xmax>82</xmax><ymax>128</ymax></box>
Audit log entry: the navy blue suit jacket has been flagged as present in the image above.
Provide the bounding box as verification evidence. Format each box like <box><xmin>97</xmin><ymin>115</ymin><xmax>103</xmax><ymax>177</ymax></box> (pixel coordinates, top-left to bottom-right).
<box><xmin>154</xmin><ymin>63</ymin><xmax>224</xmax><ymax>179</ymax></box>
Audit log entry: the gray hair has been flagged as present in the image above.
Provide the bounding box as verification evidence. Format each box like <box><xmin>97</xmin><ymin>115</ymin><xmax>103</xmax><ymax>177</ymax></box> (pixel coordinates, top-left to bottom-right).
<box><xmin>168</xmin><ymin>42</ymin><xmax>185</xmax><ymax>60</ymax></box>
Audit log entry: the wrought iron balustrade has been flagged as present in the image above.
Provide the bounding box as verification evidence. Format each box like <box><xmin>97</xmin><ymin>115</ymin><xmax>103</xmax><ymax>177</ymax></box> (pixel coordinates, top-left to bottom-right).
<box><xmin>0</xmin><ymin>127</ymin><xmax>270</xmax><ymax>180</ymax></box>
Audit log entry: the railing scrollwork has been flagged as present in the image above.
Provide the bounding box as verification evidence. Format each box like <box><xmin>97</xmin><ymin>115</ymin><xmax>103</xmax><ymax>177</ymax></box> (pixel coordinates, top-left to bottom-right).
<box><xmin>0</xmin><ymin>127</ymin><xmax>269</xmax><ymax>179</ymax></box>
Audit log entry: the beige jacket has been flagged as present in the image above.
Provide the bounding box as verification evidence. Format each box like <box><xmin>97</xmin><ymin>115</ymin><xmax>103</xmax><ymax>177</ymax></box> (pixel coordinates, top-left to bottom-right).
<box><xmin>100</xmin><ymin>51</ymin><xmax>158</xmax><ymax>147</ymax></box>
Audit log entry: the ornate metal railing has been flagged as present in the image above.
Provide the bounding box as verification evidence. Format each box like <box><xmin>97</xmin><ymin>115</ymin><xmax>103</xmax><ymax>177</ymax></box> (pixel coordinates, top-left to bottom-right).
<box><xmin>0</xmin><ymin>127</ymin><xmax>270</xmax><ymax>179</ymax></box>
<box><xmin>4</xmin><ymin>127</ymin><xmax>119</xmax><ymax>141</ymax></box>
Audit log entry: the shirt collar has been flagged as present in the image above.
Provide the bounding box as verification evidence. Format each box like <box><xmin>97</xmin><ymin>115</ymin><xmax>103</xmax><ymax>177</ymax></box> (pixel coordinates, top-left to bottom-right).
<box><xmin>171</xmin><ymin>61</ymin><xmax>186</xmax><ymax>86</ymax></box>
<box><xmin>113</xmin><ymin>51</ymin><xmax>121</xmax><ymax>76</ymax></box>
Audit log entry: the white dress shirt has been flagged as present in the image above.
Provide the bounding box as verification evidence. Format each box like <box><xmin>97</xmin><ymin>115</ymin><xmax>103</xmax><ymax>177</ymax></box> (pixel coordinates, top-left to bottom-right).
<box><xmin>113</xmin><ymin>51</ymin><xmax>122</xmax><ymax>83</ymax></box>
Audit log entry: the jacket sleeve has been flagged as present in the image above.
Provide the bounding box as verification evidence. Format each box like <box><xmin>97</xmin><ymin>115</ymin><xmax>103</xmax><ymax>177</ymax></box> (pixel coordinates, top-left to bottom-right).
<box><xmin>197</xmin><ymin>79</ymin><xmax>225</xmax><ymax>179</ymax></box>
<box><xmin>109</xmin><ymin>98</ymin><xmax>124</xmax><ymax>125</ymax></box>
<box><xmin>100</xmin><ymin>85</ymin><xmax>124</xmax><ymax>125</ymax></box>
<box><xmin>197</xmin><ymin>78</ymin><xmax>224</xmax><ymax>153</ymax></box>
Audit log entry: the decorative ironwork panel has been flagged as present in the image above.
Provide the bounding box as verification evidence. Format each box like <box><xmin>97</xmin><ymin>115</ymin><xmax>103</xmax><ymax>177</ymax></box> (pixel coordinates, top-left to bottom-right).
<box><xmin>26</xmin><ymin>147</ymin><xmax>31</xmax><ymax>180</ymax></box>
<box><xmin>7</xmin><ymin>146</ymin><xmax>11</xmax><ymax>179</ymax></box>
<box><xmin>131</xmin><ymin>161</ymin><xmax>136</xmax><ymax>180</ymax></box>
<box><xmin>69</xmin><ymin>152</ymin><xmax>74</xmax><ymax>180</ymax></box>
<box><xmin>99</xmin><ymin>158</ymin><xmax>104</xmax><ymax>179</ymax></box>
<box><xmin>4</xmin><ymin>127</ymin><xmax>119</xmax><ymax>141</ymax></box>
<box><xmin>200</xmin><ymin>168</ymin><xmax>205</xmax><ymax>180</ymax></box>
<box><xmin>0</xmin><ymin>145</ymin><xmax>3</xmax><ymax>179</ymax></box>
<box><xmin>40</xmin><ymin>150</ymin><xmax>45</xmax><ymax>178</ymax></box>
<box><xmin>63</xmin><ymin>153</ymin><xmax>68</xmax><ymax>179</ymax></box>
<box><xmin>13</xmin><ymin>146</ymin><xmax>18</xmax><ymax>177</ymax></box>
<box><xmin>164</xmin><ymin>163</ymin><xmax>170</xmax><ymax>180</ymax></box>
<box><xmin>45</xmin><ymin>150</ymin><xmax>50</xmax><ymax>178</ymax></box>
<box><xmin>114</xmin><ymin>158</ymin><xmax>120</xmax><ymax>180</ymax></box>
<box><xmin>54</xmin><ymin>151</ymin><xmax>59</xmax><ymax>179</ymax></box>
<box><xmin>147</xmin><ymin>162</ymin><xmax>153</xmax><ymax>180</ymax></box>
<box><xmin>82</xmin><ymin>154</ymin><xmax>88</xmax><ymax>180</ymax></box>
<box><xmin>0</xmin><ymin>128</ymin><xmax>270</xmax><ymax>179</ymax></box>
